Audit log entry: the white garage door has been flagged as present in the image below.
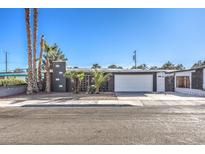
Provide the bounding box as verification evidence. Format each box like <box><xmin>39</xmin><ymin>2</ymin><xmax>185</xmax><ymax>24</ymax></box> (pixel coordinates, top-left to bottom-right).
<box><xmin>114</xmin><ymin>74</ymin><xmax>153</xmax><ymax>92</ymax></box>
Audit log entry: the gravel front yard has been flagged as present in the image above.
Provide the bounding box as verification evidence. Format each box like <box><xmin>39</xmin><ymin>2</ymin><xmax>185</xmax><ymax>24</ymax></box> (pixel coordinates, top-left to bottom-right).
<box><xmin>0</xmin><ymin>92</ymin><xmax>117</xmax><ymax>101</ymax></box>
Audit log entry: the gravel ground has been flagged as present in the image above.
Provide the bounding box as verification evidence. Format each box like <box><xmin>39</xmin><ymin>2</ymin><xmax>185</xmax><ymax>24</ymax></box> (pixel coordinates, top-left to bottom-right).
<box><xmin>0</xmin><ymin>105</ymin><xmax>205</xmax><ymax>144</ymax></box>
<box><xmin>0</xmin><ymin>92</ymin><xmax>117</xmax><ymax>101</ymax></box>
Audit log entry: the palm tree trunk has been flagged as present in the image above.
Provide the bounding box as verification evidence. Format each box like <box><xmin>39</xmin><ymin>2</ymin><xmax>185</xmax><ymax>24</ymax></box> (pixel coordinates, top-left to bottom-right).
<box><xmin>25</xmin><ymin>8</ymin><xmax>33</xmax><ymax>94</ymax></box>
<box><xmin>38</xmin><ymin>35</ymin><xmax>44</xmax><ymax>91</ymax></box>
<box><xmin>32</xmin><ymin>8</ymin><xmax>39</xmax><ymax>92</ymax></box>
<box><xmin>75</xmin><ymin>79</ymin><xmax>78</xmax><ymax>93</ymax></box>
<box><xmin>95</xmin><ymin>86</ymin><xmax>100</xmax><ymax>94</ymax></box>
<box><xmin>45</xmin><ymin>59</ymin><xmax>51</xmax><ymax>93</ymax></box>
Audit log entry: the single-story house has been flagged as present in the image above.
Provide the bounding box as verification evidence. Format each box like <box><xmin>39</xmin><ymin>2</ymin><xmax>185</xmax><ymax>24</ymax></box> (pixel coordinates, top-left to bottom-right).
<box><xmin>51</xmin><ymin>61</ymin><xmax>205</xmax><ymax>96</ymax></box>
<box><xmin>51</xmin><ymin>61</ymin><xmax>169</xmax><ymax>93</ymax></box>
<box><xmin>0</xmin><ymin>72</ymin><xmax>27</xmax><ymax>81</ymax></box>
<box><xmin>171</xmin><ymin>66</ymin><xmax>205</xmax><ymax>96</ymax></box>
<box><xmin>63</xmin><ymin>68</ymin><xmax>169</xmax><ymax>93</ymax></box>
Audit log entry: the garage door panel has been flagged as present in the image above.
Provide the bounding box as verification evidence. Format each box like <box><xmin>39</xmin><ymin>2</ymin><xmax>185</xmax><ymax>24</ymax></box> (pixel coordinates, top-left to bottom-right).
<box><xmin>114</xmin><ymin>74</ymin><xmax>153</xmax><ymax>92</ymax></box>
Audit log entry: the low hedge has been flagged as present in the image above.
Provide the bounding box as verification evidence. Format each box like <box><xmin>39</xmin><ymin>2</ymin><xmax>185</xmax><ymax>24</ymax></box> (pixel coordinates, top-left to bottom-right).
<box><xmin>0</xmin><ymin>78</ymin><xmax>27</xmax><ymax>87</ymax></box>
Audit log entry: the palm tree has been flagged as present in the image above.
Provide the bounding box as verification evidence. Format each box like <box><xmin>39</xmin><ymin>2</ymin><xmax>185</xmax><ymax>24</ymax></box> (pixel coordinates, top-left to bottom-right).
<box><xmin>42</xmin><ymin>43</ymin><xmax>67</xmax><ymax>70</ymax></box>
<box><xmin>43</xmin><ymin>43</ymin><xmax>57</xmax><ymax>93</ymax></box>
<box><xmin>42</xmin><ymin>42</ymin><xmax>67</xmax><ymax>93</ymax></box>
<box><xmin>38</xmin><ymin>35</ymin><xmax>44</xmax><ymax>90</ymax></box>
<box><xmin>64</xmin><ymin>71</ymin><xmax>85</xmax><ymax>93</ymax></box>
<box><xmin>92</xmin><ymin>69</ymin><xmax>110</xmax><ymax>94</ymax></box>
<box><xmin>25</xmin><ymin>8</ymin><xmax>33</xmax><ymax>94</ymax></box>
<box><xmin>32</xmin><ymin>8</ymin><xmax>39</xmax><ymax>92</ymax></box>
<box><xmin>45</xmin><ymin>58</ymin><xmax>51</xmax><ymax>93</ymax></box>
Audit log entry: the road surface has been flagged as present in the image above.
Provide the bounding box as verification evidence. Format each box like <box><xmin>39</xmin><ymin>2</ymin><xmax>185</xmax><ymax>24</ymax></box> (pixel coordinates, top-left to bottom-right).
<box><xmin>0</xmin><ymin>105</ymin><xmax>205</xmax><ymax>144</ymax></box>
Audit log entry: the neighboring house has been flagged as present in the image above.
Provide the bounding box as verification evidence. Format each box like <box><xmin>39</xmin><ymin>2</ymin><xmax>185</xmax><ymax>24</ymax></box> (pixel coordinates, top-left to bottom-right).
<box><xmin>169</xmin><ymin>66</ymin><xmax>205</xmax><ymax>96</ymax></box>
<box><xmin>0</xmin><ymin>72</ymin><xmax>28</xmax><ymax>81</ymax></box>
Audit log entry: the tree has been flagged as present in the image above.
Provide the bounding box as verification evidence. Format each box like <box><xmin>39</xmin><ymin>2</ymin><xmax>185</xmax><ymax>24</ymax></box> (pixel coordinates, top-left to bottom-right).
<box><xmin>192</xmin><ymin>60</ymin><xmax>205</xmax><ymax>68</ymax></box>
<box><xmin>92</xmin><ymin>69</ymin><xmax>110</xmax><ymax>94</ymax></box>
<box><xmin>131</xmin><ymin>66</ymin><xmax>136</xmax><ymax>69</ymax></box>
<box><xmin>43</xmin><ymin>43</ymin><xmax>57</xmax><ymax>93</ymax></box>
<box><xmin>175</xmin><ymin>64</ymin><xmax>185</xmax><ymax>70</ymax></box>
<box><xmin>131</xmin><ymin>64</ymin><xmax>148</xmax><ymax>70</ymax></box>
<box><xmin>43</xmin><ymin>42</ymin><xmax>67</xmax><ymax>93</ymax></box>
<box><xmin>161</xmin><ymin>61</ymin><xmax>185</xmax><ymax>70</ymax></box>
<box><xmin>64</xmin><ymin>71</ymin><xmax>85</xmax><ymax>93</ymax></box>
<box><xmin>136</xmin><ymin>64</ymin><xmax>149</xmax><ymax>70</ymax></box>
<box><xmin>42</xmin><ymin>43</ymin><xmax>67</xmax><ymax>70</ymax></box>
<box><xmin>32</xmin><ymin>8</ymin><xmax>39</xmax><ymax>92</ymax></box>
<box><xmin>38</xmin><ymin>35</ymin><xmax>44</xmax><ymax>91</ymax></box>
<box><xmin>149</xmin><ymin>66</ymin><xmax>159</xmax><ymax>70</ymax></box>
<box><xmin>45</xmin><ymin>58</ymin><xmax>51</xmax><ymax>93</ymax></box>
<box><xmin>108</xmin><ymin>64</ymin><xmax>123</xmax><ymax>69</ymax></box>
<box><xmin>161</xmin><ymin>61</ymin><xmax>175</xmax><ymax>70</ymax></box>
<box><xmin>25</xmin><ymin>8</ymin><xmax>33</xmax><ymax>94</ymax></box>
<box><xmin>91</xmin><ymin>63</ymin><xmax>101</xmax><ymax>69</ymax></box>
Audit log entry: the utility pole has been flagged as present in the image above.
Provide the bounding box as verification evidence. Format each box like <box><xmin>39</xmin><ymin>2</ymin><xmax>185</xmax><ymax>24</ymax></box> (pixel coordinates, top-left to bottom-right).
<box><xmin>133</xmin><ymin>50</ymin><xmax>137</xmax><ymax>69</ymax></box>
<box><xmin>5</xmin><ymin>51</ymin><xmax>8</xmax><ymax>73</ymax></box>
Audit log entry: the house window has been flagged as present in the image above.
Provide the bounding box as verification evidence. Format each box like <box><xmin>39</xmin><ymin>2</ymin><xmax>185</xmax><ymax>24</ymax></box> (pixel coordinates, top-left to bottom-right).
<box><xmin>176</xmin><ymin>76</ymin><xmax>190</xmax><ymax>88</ymax></box>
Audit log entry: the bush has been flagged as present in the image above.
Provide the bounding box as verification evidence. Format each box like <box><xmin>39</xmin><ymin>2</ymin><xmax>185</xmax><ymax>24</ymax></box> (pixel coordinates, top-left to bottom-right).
<box><xmin>88</xmin><ymin>85</ymin><xmax>96</xmax><ymax>94</ymax></box>
<box><xmin>0</xmin><ymin>78</ymin><xmax>27</xmax><ymax>87</ymax></box>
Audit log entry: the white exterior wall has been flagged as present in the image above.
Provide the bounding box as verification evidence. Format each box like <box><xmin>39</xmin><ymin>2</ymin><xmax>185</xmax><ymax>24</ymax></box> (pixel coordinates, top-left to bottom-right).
<box><xmin>175</xmin><ymin>70</ymin><xmax>205</xmax><ymax>96</ymax></box>
<box><xmin>157</xmin><ymin>72</ymin><xmax>165</xmax><ymax>92</ymax></box>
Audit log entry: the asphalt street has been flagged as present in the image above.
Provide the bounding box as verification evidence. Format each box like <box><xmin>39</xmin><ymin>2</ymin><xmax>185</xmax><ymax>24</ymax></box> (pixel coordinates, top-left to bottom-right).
<box><xmin>0</xmin><ymin>105</ymin><xmax>205</xmax><ymax>144</ymax></box>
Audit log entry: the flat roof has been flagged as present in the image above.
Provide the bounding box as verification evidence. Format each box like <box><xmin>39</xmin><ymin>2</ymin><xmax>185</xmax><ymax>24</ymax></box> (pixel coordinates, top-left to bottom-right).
<box><xmin>168</xmin><ymin>65</ymin><xmax>205</xmax><ymax>73</ymax></box>
<box><xmin>66</xmin><ymin>68</ymin><xmax>175</xmax><ymax>73</ymax></box>
<box><xmin>0</xmin><ymin>73</ymin><xmax>27</xmax><ymax>77</ymax></box>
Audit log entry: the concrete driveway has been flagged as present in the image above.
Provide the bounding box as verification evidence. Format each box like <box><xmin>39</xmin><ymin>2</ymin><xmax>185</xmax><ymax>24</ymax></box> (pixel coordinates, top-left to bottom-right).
<box><xmin>116</xmin><ymin>92</ymin><xmax>205</xmax><ymax>101</ymax></box>
<box><xmin>115</xmin><ymin>92</ymin><xmax>205</xmax><ymax>106</ymax></box>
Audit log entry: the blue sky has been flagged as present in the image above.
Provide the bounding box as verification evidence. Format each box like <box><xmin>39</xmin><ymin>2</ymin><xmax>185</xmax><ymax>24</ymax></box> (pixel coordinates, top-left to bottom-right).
<box><xmin>0</xmin><ymin>8</ymin><xmax>205</xmax><ymax>71</ymax></box>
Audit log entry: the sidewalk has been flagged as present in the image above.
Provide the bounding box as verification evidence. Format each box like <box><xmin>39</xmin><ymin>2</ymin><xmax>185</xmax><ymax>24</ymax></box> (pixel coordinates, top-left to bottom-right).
<box><xmin>1</xmin><ymin>98</ymin><xmax>205</xmax><ymax>107</ymax></box>
<box><xmin>1</xmin><ymin>92</ymin><xmax>205</xmax><ymax>107</ymax></box>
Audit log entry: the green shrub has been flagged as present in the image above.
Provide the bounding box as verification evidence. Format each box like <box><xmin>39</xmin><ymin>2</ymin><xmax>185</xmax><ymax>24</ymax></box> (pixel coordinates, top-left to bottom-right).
<box><xmin>88</xmin><ymin>85</ymin><xmax>96</xmax><ymax>94</ymax></box>
<box><xmin>0</xmin><ymin>78</ymin><xmax>27</xmax><ymax>87</ymax></box>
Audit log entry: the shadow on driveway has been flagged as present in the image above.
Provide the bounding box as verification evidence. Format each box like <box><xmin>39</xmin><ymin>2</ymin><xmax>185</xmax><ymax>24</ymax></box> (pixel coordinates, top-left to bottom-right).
<box><xmin>115</xmin><ymin>92</ymin><xmax>149</xmax><ymax>97</ymax></box>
